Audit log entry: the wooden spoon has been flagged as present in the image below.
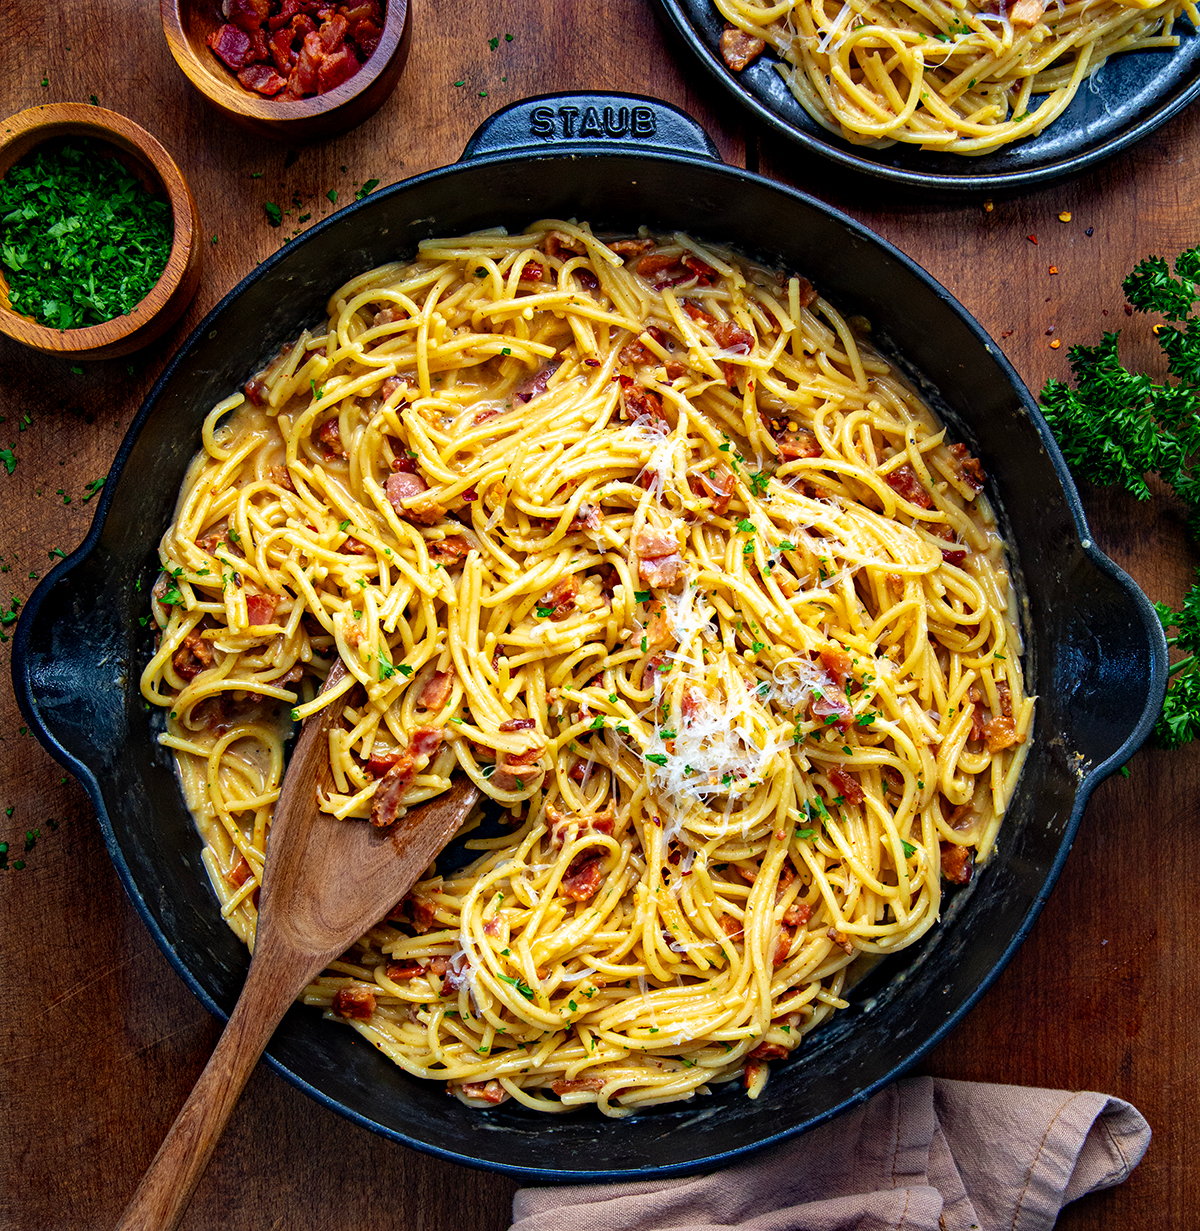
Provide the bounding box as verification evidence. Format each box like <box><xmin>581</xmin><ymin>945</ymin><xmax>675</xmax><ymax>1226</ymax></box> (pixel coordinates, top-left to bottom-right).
<box><xmin>116</xmin><ymin>663</ymin><xmax>479</xmax><ymax>1231</ymax></box>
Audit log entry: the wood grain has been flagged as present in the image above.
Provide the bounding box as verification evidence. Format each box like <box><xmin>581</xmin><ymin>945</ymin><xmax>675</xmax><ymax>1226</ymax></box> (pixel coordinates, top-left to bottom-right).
<box><xmin>0</xmin><ymin>2</ymin><xmax>1197</xmax><ymax>1229</ymax></box>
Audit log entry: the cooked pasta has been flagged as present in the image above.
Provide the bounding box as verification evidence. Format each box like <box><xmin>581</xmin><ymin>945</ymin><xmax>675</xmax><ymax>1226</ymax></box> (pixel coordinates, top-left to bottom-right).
<box><xmin>141</xmin><ymin>220</ymin><xmax>1033</xmax><ymax>1115</ymax></box>
<box><xmin>715</xmin><ymin>0</ymin><xmax>1197</xmax><ymax>154</ymax></box>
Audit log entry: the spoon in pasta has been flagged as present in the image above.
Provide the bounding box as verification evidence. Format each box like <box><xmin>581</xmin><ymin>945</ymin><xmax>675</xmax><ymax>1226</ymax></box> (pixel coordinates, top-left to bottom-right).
<box><xmin>115</xmin><ymin>661</ymin><xmax>479</xmax><ymax>1231</ymax></box>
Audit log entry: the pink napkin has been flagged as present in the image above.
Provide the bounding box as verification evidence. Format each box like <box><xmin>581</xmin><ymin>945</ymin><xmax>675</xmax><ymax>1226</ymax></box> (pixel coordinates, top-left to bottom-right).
<box><xmin>510</xmin><ymin>1077</ymin><xmax>1149</xmax><ymax>1231</ymax></box>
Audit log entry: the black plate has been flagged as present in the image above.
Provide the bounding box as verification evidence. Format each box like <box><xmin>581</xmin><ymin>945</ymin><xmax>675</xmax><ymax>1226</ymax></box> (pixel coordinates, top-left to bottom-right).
<box><xmin>11</xmin><ymin>93</ymin><xmax>1166</xmax><ymax>1180</ymax></box>
<box><xmin>655</xmin><ymin>0</ymin><xmax>1200</xmax><ymax>192</ymax></box>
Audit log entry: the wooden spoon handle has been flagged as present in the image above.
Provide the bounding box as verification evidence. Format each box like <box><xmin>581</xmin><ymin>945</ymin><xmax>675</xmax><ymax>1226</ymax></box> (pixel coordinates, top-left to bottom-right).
<box><xmin>114</xmin><ymin>940</ymin><xmax>306</xmax><ymax>1231</ymax></box>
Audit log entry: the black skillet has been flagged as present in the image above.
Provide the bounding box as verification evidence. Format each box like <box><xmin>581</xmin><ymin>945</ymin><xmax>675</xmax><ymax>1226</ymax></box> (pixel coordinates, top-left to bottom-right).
<box><xmin>12</xmin><ymin>93</ymin><xmax>1166</xmax><ymax>1180</ymax></box>
<box><xmin>655</xmin><ymin>0</ymin><xmax>1200</xmax><ymax>193</ymax></box>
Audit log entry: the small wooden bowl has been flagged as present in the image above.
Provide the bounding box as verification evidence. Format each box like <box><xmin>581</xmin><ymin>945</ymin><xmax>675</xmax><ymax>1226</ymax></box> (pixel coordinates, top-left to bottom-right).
<box><xmin>161</xmin><ymin>0</ymin><xmax>412</xmax><ymax>141</ymax></box>
<box><xmin>0</xmin><ymin>104</ymin><xmax>201</xmax><ymax>361</ymax></box>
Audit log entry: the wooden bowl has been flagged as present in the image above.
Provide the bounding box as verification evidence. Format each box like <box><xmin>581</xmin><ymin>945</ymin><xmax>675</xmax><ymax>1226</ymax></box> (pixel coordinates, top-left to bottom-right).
<box><xmin>0</xmin><ymin>104</ymin><xmax>201</xmax><ymax>361</ymax></box>
<box><xmin>160</xmin><ymin>0</ymin><xmax>412</xmax><ymax>141</ymax></box>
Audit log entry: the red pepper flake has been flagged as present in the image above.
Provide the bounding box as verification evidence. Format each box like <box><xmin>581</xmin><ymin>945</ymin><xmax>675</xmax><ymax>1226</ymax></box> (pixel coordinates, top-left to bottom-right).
<box><xmin>1048</xmin><ymin>265</ymin><xmax>1059</xmax><ymax>275</ymax></box>
<box><xmin>1027</xmin><ymin>234</ymin><xmax>1039</xmax><ymax>245</ymax></box>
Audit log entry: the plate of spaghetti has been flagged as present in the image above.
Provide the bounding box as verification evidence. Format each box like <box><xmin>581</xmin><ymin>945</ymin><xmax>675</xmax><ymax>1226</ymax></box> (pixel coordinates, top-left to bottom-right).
<box><xmin>13</xmin><ymin>94</ymin><xmax>1165</xmax><ymax>1177</ymax></box>
<box><xmin>655</xmin><ymin>0</ymin><xmax>1200</xmax><ymax>189</ymax></box>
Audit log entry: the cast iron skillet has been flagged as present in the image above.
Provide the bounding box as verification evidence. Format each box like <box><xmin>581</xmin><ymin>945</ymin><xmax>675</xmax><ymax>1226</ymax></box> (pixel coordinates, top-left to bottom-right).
<box><xmin>655</xmin><ymin>0</ymin><xmax>1200</xmax><ymax>193</ymax></box>
<box><xmin>12</xmin><ymin>92</ymin><xmax>1166</xmax><ymax>1181</ymax></box>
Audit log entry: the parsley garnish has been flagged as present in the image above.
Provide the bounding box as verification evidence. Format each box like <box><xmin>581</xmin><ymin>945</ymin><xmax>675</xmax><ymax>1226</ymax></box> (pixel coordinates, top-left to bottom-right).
<box><xmin>263</xmin><ymin>201</ymin><xmax>283</xmax><ymax>227</ymax></box>
<box><xmin>498</xmin><ymin>973</ymin><xmax>535</xmax><ymax>999</ymax></box>
<box><xmin>795</xmin><ymin>827</ymin><xmax>816</xmax><ymax>839</ymax></box>
<box><xmin>645</xmin><ymin>753</ymin><xmax>669</xmax><ymax>766</ymax></box>
<box><xmin>902</xmin><ymin>840</ymin><xmax>918</xmax><ymax>857</ymax></box>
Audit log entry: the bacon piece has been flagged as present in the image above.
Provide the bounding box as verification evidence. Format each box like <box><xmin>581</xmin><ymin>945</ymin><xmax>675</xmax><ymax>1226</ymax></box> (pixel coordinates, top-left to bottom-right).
<box><xmin>819</xmin><ymin>646</ymin><xmax>852</xmax><ymax>684</ymax></box>
<box><xmin>608</xmin><ymin>238</ymin><xmax>655</xmax><ymax>258</ymax></box>
<box><xmin>634</xmin><ymin>527</ymin><xmax>678</xmax><ymax>557</ymax></box>
<box><xmin>633</xmin><ymin>527</ymin><xmax>683</xmax><ymax>589</ymax></box>
<box><xmin>332</xmin><ymin>987</ymin><xmax>376</xmax><ymax>1020</ymax></box>
<box><xmin>982</xmin><ymin>714</ymin><xmax>1018</xmax><ymax>752</ymax></box>
<box><xmin>173</xmin><ymin>631</ymin><xmax>213</xmax><ymax>681</ymax></box>
<box><xmin>776</xmin><ymin>427</ymin><xmax>821</xmax><ymax>461</ymax></box>
<box><xmin>967</xmin><ymin>685</ymin><xmax>986</xmax><ymax>742</ymax></box>
<box><xmin>619</xmin><ymin>325</ymin><xmax>668</xmax><ymax>367</ymax></box>
<box><xmin>783</xmin><ymin>900</ymin><xmax>813</xmax><ymax>928</ymax></box>
<box><xmin>316</xmin><ymin>418</ymin><xmax>346</xmax><ymax>459</ymax></box>
<box><xmin>458</xmin><ymin>1080</ymin><xmax>507</xmax><ymax>1105</ymax></box>
<box><xmin>792</xmin><ymin>276</ymin><xmax>818</xmax><ymax>308</ymax></box>
<box><xmin>711</xmin><ymin>320</ymin><xmax>754</xmax><ymax>353</ymax></box>
<box><xmin>828</xmin><ymin>766</ymin><xmax>864</xmax><ymax>806</ymax></box>
<box><xmin>551</xmin><ymin>1076</ymin><xmax>606</xmax><ymax>1094</ymax></box>
<box><xmin>243</xmin><ymin>375</ymin><xmax>268</xmax><ymax>405</ymax></box>
<box><xmin>688</xmin><ymin>461</ymin><xmax>735</xmax><ymax>514</ymax></box>
<box><xmin>226</xmin><ymin>0</ymin><xmax>270</xmax><ymax>31</ymax></box>
<box><xmin>886</xmin><ymin>464</ymin><xmax>935</xmax><ymax>510</ymax></box>
<box><xmin>940</xmin><ymin>842</ymin><xmax>974</xmax><ymax>884</ymax></box>
<box><xmin>541</xmin><ymin>577</ymin><xmax>578</xmax><ymax>620</ymax></box>
<box><xmin>620</xmin><ymin>383</ymin><xmax>667</xmax><ymax>423</ymax></box>
<box><xmin>545</xmin><ymin>803</ymin><xmax>615</xmax><ymax>847</ymax></box>
<box><xmin>742</xmin><ymin>1059</ymin><xmax>768</xmax><ymax>1089</ymax></box>
<box><xmin>636</xmin><ymin>253</ymin><xmax>681</xmax><ymax>279</ymax></box>
<box><xmin>1008</xmin><ymin>0</ymin><xmax>1047</xmax><ymax>27</ymax></box>
<box><xmin>997</xmin><ymin>680</ymin><xmax>1013</xmax><ymax>718</ymax></box>
<box><xmin>268</xmin><ymin>25</ymin><xmax>297</xmax><ymax>71</ymax></box>
<box><xmin>718</xmin><ymin>912</ymin><xmax>744</xmax><ymax>940</ymax></box>
<box><xmin>682</xmin><ymin>299</ymin><xmax>715</xmax><ymax>327</ymax></box>
<box><xmin>209</xmin><ymin>23</ymin><xmax>257</xmax><ymax>70</ymax></box>
<box><xmin>227</xmin><ymin>854</ymin><xmax>253</xmax><ymax>887</ymax></box>
<box><xmin>773</xmin><ymin>925</ymin><xmax>795</xmax><ymax>967</ymax></box>
<box><xmin>416</xmin><ymin>669</ymin><xmax>453</xmax><ymax>712</ymax></box>
<box><xmin>269</xmin><ymin>464</ymin><xmax>296</xmax><ymax>493</ymax></box>
<box><xmin>748</xmin><ymin>1041</ymin><xmax>789</xmax><ymax>1061</ymax></box>
<box><xmin>385</xmin><ymin>470</ymin><xmax>444</xmax><ymax>526</ymax></box>
<box><xmin>426</xmin><ymin>955</ymin><xmax>449</xmax><ymax>975</ymax></box>
<box><xmin>809</xmin><ymin>687</ymin><xmax>852</xmax><ymax>731</ymax></box>
<box><xmin>370</xmin><ymin>729</ymin><xmax>443</xmax><ymax>826</ymax></box>
<box><xmin>561</xmin><ymin>852</ymin><xmax>605</xmax><ymax>901</ymax></box>
<box><xmin>543</xmin><ymin>229</ymin><xmax>587</xmax><ymax>259</ymax></box>
<box><xmin>681</xmin><ymin>688</ymin><xmax>704</xmax><ymax>722</ymax></box>
<box><xmin>245</xmin><ymin>592</ymin><xmax>278</xmax><ymax>626</ymax></box>
<box><xmin>491</xmin><ymin>745</ymin><xmax>545</xmax><ymax>791</ymax></box>
<box><xmin>569</xmin><ymin>504</ymin><xmax>601</xmax><ymax>533</ymax></box>
<box><xmin>385</xmin><ymin>961</ymin><xmax>425</xmax><ymax>981</ymax></box>
<box><xmin>575</xmin><ymin>268</ymin><xmax>599</xmax><ymax>290</ymax></box>
<box><xmin>682</xmin><ymin>254</ymin><xmax>718</xmax><ymax>285</ymax></box>
<box><xmin>499</xmin><ymin>718</ymin><xmax>536</xmax><ymax>733</ymax></box>
<box><xmin>320</xmin><ymin>43</ymin><xmax>361</xmax><ymax>91</ymax></box>
<box><xmin>949</xmin><ymin>442</ymin><xmax>986</xmax><ymax>491</ymax></box>
<box><xmin>516</xmin><ymin>359</ymin><xmax>561</xmax><ymax>404</ymax></box>
<box><xmin>720</xmin><ymin>24</ymin><xmax>767</xmax><ymax>71</ymax></box>
<box><xmin>596</xmin><ymin>562</ymin><xmax>621</xmax><ymax>597</ymax></box>
<box><xmin>380</xmin><ymin>375</ymin><xmax>407</xmax><ymax>401</ymax></box>
<box><xmin>826</xmin><ymin>928</ymin><xmax>855</xmax><ymax>955</ymax></box>
<box><xmin>427</xmin><ymin>535</ymin><xmax>470</xmax><ymax>567</ymax></box>
<box><xmin>519</xmin><ymin>260</ymin><xmax>545</xmax><ymax>282</ymax></box>
<box><xmin>237</xmin><ymin>63</ymin><xmax>288</xmax><ymax>95</ymax></box>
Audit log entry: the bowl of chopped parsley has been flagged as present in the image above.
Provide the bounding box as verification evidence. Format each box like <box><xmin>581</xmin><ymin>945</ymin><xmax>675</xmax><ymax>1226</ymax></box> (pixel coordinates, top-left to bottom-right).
<box><xmin>0</xmin><ymin>103</ymin><xmax>201</xmax><ymax>360</ymax></box>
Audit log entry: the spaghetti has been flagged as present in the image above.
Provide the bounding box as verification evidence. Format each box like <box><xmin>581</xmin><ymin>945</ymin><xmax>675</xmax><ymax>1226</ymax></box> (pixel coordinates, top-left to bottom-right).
<box><xmin>715</xmin><ymin>0</ymin><xmax>1197</xmax><ymax>154</ymax></box>
<box><xmin>142</xmin><ymin>220</ymin><xmax>1033</xmax><ymax>1114</ymax></box>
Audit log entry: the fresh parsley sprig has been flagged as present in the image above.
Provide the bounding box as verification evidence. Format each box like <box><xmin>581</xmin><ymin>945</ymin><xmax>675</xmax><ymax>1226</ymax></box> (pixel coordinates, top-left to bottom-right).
<box><xmin>1039</xmin><ymin>246</ymin><xmax>1200</xmax><ymax>747</ymax></box>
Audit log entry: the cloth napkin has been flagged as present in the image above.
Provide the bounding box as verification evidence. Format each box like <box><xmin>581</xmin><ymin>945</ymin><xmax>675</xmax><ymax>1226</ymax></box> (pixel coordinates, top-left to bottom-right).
<box><xmin>510</xmin><ymin>1077</ymin><xmax>1150</xmax><ymax>1231</ymax></box>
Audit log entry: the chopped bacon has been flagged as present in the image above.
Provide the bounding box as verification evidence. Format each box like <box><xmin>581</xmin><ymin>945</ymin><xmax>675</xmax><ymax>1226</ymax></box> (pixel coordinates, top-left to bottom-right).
<box><xmin>682</xmin><ymin>299</ymin><xmax>715</xmax><ymax>327</ymax></box>
<box><xmin>491</xmin><ymin>745</ymin><xmax>545</xmax><ymax>791</ymax></box>
<box><xmin>269</xmin><ymin>464</ymin><xmax>296</xmax><ymax>493</ymax></box>
<box><xmin>720</xmin><ymin>24</ymin><xmax>767</xmax><ymax>71</ymax></box>
<box><xmin>316</xmin><ymin>418</ymin><xmax>346</xmax><ymax>459</ymax></box>
<box><xmin>688</xmin><ymin>461</ymin><xmax>736</xmax><ymax>514</ymax></box>
<box><xmin>458</xmin><ymin>1080</ymin><xmax>507</xmax><ymax>1105</ymax></box>
<box><xmin>792</xmin><ymin>276</ymin><xmax>818</xmax><ymax>308</ymax></box>
<box><xmin>385</xmin><ymin>961</ymin><xmax>425</xmax><ymax>981</ymax></box>
<box><xmin>940</xmin><ymin>842</ymin><xmax>974</xmax><ymax>885</ymax></box>
<box><xmin>561</xmin><ymin>851</ymin><xmax>605</xmax><ymax>901</ymax></box>
<box><xmin>783</xmin><ymin>899</ymin><xmax>813</xmax><ymax>928</ymax></box>
<box><xmin>809</xmin><ymin>687</ymin><xmax>852</xmax><ymax>731</ymax></box>
<box><xmin>516</xmin><ymin>358</ymin><xmax>561</xmax><ymax>404</ymax></box>
<box><xmin>332</xmin><ymin>987</ymin><xmax>376</xmax><ymax>1020</ymax></box>
<box><xmin>401</xmin><ymin>893</ymin><xmax>437</xmax><ymax>933</ymax></box>
<box><xmin>637</xmin><ymin>552</ymin><xmax>683</xmax><ymax>590</ymax></box>
<box><xmin>967</xmin><ymin>685</ymin><xmax>986</xmax><ymax>742</ymax></box>
<box><xmin>773</xmin><ymin>925</ymin><xmax>795</xmax><ymax>967</ymax></box>
<box><xmin>390</xmin><ymin>452</ymin><xmax>417</xmax><ymax>474</ymax></box>
<box><xmin>997</xmin><ymin>680</ymin><xmax>1013</xmax><ymax>718</ymax></box>
<box><xmin>776</xmin><ymin>427</ymin><xmax>821</xmax><ymax>462</ymax></box>
<box><xmin>886</xmin><ymin>464</ymin><xmax>935</xmax><ymax>510</ymax></box>
<box><xmin>596</xmin><ymin>562</ymin><xmax>620</xmax><ymax>597</ymax></box>
<box><xmin>1008</xmin><ymin>0</ymin><xmax>1047</xmax><ymax>27</ymax></box>
<box><xmin>575</xmin><ymin>268</ymin><xmax>599</xmax><ymax>291</ymax></box>
<box><xmin>369</xmin><ymin>729</ymin><xmax>443</xmax><ymax>826</ymax></box>
<box><xmin>541</xmin><ymin>577</ymin><xmax>578</xmax><ymax>620</ymax></box>
<box><xmin>682</xmin><ymin>254</ymin><xmax>718</xmax><ymax>285</ymax></box>
<box><xmin>209</xmin><ymin>23</ymin><xmax>259</xmax><ymax>70</ymax></box>
<box><xmin>227</xmin><ymin>854</ymin><xmax>253</xmax><ymax>887</ymax></box>
<box><xmin>681</xmin><ymin>688</ymin><xmax>704</xmax><ymax>721</ymax></box>
<box><xmin>950</xmin><ymin>442</ymin><xmax>986</xmax><ymax>491</ymax></box>
<box><xmin>828</xmin><ymin>766</ymin><xmax>864</xmax><ymax>806</ymax></box>
<box><xmin>373</xmin><ymin>305</ymin><xmax>402</xmax><ymax>327</ymax></box>
<box><xmin>426</xmin><ymin>955</ymin><xmax>449</xmax><ymax>975</ymax></box>
<box><xmin>380</xmin><ymin>375</ymin><xmax>407</xmax><ymax>400</ymax></box>
<box><xmin>237</xmin><ymin>63</ymin><xmax>288</xmax><ymax>95</ymax></box>
<box><xmin>748</xmin><ymin>1041</ymin><xmax>789</xmax><ymax>1061</ymax></box>
<box><xmin>226</xmin><ymin>0</ymin><xmax>270</xmax><ymax>31</ymax></box>
<box><xmin>941</xmin><ymin>546</ymin><xmax>968</xmax><ymax>566</ymax></box>
<box><xmin>569</xmin><ymin>504</ymin><xmax>601</xmax><ymax>533</ymax></box>
<box><xmin>416</xmin><ymin>670</ymin><xmax>453</xmax><ymax>712</ymax></box>
<box><xmin>499</xmin><ymin>718</ymin><xmax>536</xmax><ymax>733</ymax></box>
<box><xmin>243</xmin><ymin>375</ymin><xmax>268</xmax><ymax>405</ymax></box>
<box><xmin>620</xmin><ymin>383</ymin><xmax>667</xmax><ymax>423</ymax></box>
<box><xmin>619</xmin><ymin>325</ymin><xmax>668</xmax><ymax>367</ymax></box>
<box><xmin>519</xmin><ymin>260</ymin><xmax>545</xmax><ymax>282</ymax></box>
<box><xmin>718</xmin><ymin>912</ymin><xmax>744</xmax><ymax>939</ymax></box>
<box><xmin>711</xmin><ymin>320</ymin><xmax>754</xmax><ymax>353</ymax></box>
<box><xmin>720</xmin><ymin>361</ymin><xmax>741</xmax><ymax>390</ymax></box>
<box><xmin>819</xmin><ymin>646</ymin><xmax>852</xmax><ymax>684</ymax></box>
<box><xmin>827</xmin><ymin>928</ymin><xmax>855</xmax><ymax>955</ymax></box>
<box><xmin>442</xmin><ymin>953</ymin><xmax>471</xmax><ymax>993</ymax></box>
<box><xmin>742</xmin><ymin>1059</ymin><xmax>768</xmax><ymax>1089</ymax></box>
<box><xmin>542</xmin><ymin>229</ymin><xmax>587</xmax><ymax>259</ymax></box>
<box><xmin>385</xmin><ymin>470</ymin><xmax>444</xmax><ymax>526</ymax></box>
<box><xmin>567</xmin><ymin>758</ymin><xmax>590</xmax><ymax>782</ymax></box>
<box><xmin>428</xmin><ymin>535</ymin><xmax>471</xmax><ymax>567</ymax></box>
<box><xmin>608</xmin><ymin>238</ymin><xmax>655</xmax><ymax>258</ymax></box>
<box><xmin>636</xmin><ymin>253</ymin><xmax>681</xmax><ymax>279</ymax></box>
<box><xmin>173</xmin><ymin>631</ymin><xmax>213</xmax><ymax>681</ymax></box>
<box><xmin>551</xmin><ymin>1075</ymin><xmax>606</xmax><ymax>1094</ymax></box>
<box><xmin>545</xmin><ymin>803</ymin><xmax>615</xmax><ymax>847</ymax></box>
<box><xmin>983</xmin><ymin>714</ymin><xmax>1018</xmax><ymax>752</ymax></box>
<box><xmin>245</xmin><ymin>592</ymin><xmax>278</xmax><ymax>626</ymax></box>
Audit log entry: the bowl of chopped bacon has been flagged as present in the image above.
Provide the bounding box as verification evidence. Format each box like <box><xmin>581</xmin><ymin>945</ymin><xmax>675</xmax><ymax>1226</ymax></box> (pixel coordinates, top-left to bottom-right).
<box><xmin>160</xmin><ymin>0</ymin><xmax>412</xmax><ymax>140</ymax></box>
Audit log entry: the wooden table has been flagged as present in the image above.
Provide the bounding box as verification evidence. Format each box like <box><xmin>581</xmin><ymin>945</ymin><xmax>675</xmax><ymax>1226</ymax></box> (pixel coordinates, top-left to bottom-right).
<box><xmin>2</xmin><ymin>3</ymin><xmax>1197</xmax><ymax>1227</ymax></box>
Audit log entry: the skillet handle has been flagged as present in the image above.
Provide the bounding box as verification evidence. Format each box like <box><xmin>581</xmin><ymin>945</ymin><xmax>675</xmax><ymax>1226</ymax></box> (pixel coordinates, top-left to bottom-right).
<box><xmin>460</xmin><ymin>92</ymin><xmax>722</xmax><ymax>164</ymax></box>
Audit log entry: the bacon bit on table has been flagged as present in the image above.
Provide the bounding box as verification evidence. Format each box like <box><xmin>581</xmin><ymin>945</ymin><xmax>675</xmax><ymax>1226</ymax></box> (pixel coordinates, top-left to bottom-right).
<box><xmin>719</xmin><ymin>24</ymin><xmax>766</xmax><ymax>71</ymax></box>
<box><xmin>208</xmin><ymin>0</ymin><xmax>384</xmax><ymax>100</ymax></box>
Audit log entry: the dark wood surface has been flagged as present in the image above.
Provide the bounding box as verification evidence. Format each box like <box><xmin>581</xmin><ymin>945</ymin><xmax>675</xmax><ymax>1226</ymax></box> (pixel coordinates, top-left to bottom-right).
<box><xmin>1</xmin><ymin>3</ymin><xmax>1197</xmax><ymax>1228</ymax></box>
